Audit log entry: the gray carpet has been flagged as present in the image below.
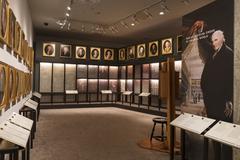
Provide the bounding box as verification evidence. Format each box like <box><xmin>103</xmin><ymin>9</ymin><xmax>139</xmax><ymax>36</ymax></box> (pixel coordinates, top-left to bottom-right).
<box><xmin>31</xmin><ymin>107</ymin><xmax>178</xmax><ymax>160</ymax></box>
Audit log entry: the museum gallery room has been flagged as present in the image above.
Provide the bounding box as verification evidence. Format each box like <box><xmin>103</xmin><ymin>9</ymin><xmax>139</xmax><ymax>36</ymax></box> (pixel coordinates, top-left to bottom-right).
<box><xmin>0</xmin><ymin>0</ymin><xmax>239</xmax><ymax>160</ymax></box>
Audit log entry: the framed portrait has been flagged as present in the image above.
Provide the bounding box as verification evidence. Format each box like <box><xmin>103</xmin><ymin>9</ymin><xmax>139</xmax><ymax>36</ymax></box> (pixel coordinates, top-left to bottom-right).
<box><xmin>118</xmin><ymin>48</ymin><xmax>125</xmax><ymax>61</ymax></box>
<box><xmin>60</xmin><ymin>44</ymin><xmax>71</xmax><ymax>58</ymax></box>
<box><xmin>7</xmin><ymin>8</ymin><xmax>15</xmax><ymax>49</ymax></box>
<box><xmin>162</xmin><ymin>38</ymin><xmax>173</xmax><ymax>55</ymax></box>
<box><xmin>0</xmin><ymin>0</ymin><xmax>9</xmax><ymax>43</ymax></box>
<box><xmin>137</xmin><ymin>44</ymin><xmax>146</xmax><ymax>58</ymax></box>
<box><xmin>0</xmin><ymin>63</ymin><xmax>8</xmax><ymax>109</ymax></box>
<box><xmin>9</xmin><ymin>67</ymin><xmax>16</xmax><ymax>102</ymax></box>
<box><xmin>177</xmin><ymin>35</ymin><xmax>183</xmax><ymax>52</ymax></box>
<box><xmin>104</xmin><ymin>48</ymin><xmax>114</xmax><ymax>61</ymax></box>
<box><xmin>43</xmin><ymin>43</ymin><xmax>55</xmax><ymax>57</ymax></box>
<box><xmin>75</xmin><ymin>46</ymin><xmax>86</xmax><ymax>59</ymax></box>
<box><xmin>14</xmin><ymin>21</ymin><xmax>21</xmax><ymax>55</ymax></box>
<box><xmin>19</xmin><ymin>30</ymin><xmax>25</xmax><ymax>58</ymax></box>
<box><xmin>90</xmin><ymin>47</ymin><xmax>100</xmax><ymax>60</ymax></box>
<box><xmin>149</xmin><ymin>41</ymin><xmax>158</xmax><ymax>57</ymax></box>
<box><xmin>127</xmin><ymin>46</ymin><xmax>135</xmax><ymax>60</ymax></box>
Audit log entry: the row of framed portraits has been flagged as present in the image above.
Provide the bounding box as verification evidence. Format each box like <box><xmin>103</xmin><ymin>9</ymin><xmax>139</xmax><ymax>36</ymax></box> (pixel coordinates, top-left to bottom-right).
<box><xmin>43</xmin><ymin>36</ymin><xmax>182</xmax><ymax>61</ymax></box>
<box><xmin>119</xmin><ymin>36</ymin><xmax>182</xmax><ymax>61</ymax></box>
<box><xmin>0</xmin><ymin>62</ymin><xmax>32</xmax><ymax>112</ymax></box>
<box><xmin>43</xmin><ymin>43</ymin><xmax>115</xmax><ymax>61</ymax></box>
<box><xmin>0</xmin><ymin>0</ymin><xmax>34</xmax><ymax>70</ymax></box>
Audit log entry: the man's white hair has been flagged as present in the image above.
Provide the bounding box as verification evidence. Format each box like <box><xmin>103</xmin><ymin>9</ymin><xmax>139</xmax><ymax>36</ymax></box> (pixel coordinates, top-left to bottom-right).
<box><xmin>212</xmin><ymin>30</ymin><xmax>225</xmax><ymax>42</ymax></box>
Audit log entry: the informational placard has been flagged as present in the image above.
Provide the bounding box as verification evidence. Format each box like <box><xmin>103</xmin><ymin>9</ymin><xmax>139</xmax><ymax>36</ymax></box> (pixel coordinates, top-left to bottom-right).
<box><xmin>33</xmin><ymin>91</ymin><xmax>42</xmax><ymax>99</ymax></box>
<box><xmin>101</xmin><ymin>90</ymin><xmax>112</xmax><ymax>94</ymax></box>
<box><xmin>65</xmin><ymin>90</ymin><xmax>78</xmax><ymax>94</ymax></box>
<box><xmin>123</xmin><ymin>91</ymin><xmax>133</xmax><ymax>95</ymax></box>
<box><xmin>24</xmin><ymin>101</ymin><xmax>37</xmax><ymax>111</ymax></box>
<box><xmin>0</xmin><ymin>121</ymin><xmax>30</xmax><ymax>148</ymax></box>
<box><xmin>27</xmin><ymin>99</ymin><xmax>38</xmax><ymax>106</ymax></box>
<box><xmin>170</xmin><ymin>113</ymin><xmax>216</xmax><ymax>134</ymax></box>
<box><xmin>139</xmin><ymin>92</ymin><xmax>151</xmax><ymax>97</ymax></box>
<box><xmin>8</xmin><ymin>112</ymin><xmax>33</xmax><ymax>131</ymax></box>
<box><xmin>205</xmin><ymin>121</ymin><xmax>240</xmax><ymax>149</ymax></box>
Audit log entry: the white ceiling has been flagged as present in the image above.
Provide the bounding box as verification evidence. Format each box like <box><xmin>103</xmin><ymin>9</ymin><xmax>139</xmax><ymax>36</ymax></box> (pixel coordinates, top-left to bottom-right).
<box><xmin>28</xmin><ymin>0</ymin><xmax>215</xmax><ymax>47</ymax></box>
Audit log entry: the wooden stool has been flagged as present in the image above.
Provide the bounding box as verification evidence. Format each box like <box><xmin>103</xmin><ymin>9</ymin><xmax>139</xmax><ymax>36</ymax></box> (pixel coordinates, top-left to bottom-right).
<box><xmin>150</xmin><ymin>117</ymin><xmax>167</xmax><ymax>142</ymax></box>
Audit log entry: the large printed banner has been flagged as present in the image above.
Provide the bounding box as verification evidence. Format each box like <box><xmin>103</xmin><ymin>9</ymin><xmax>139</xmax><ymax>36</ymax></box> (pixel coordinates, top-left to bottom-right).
<box><xmin>181</xmin><ymin>0</ymin><xmax>233</xmax><ymax>122</ymax></box>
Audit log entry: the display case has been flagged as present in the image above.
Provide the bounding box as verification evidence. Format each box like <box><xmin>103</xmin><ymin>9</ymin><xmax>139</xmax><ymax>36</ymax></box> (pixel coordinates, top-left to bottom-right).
<box><xmin>127</xmin><ymin>65</ymin><xmax>133</xmax><ymax>79</ymax></box>
<box><xmin>109</xmin><ymin>80</ymin><xmax>118</xmax><ymax>92</ymax></box>
<box><xmin>120</xmin><ymin>80</ymin><xmax>126</xmax><ymax>92</ymax></box>
<box><xmin>77</xmin><ymin>64</ymin><xmax>87</xmax><ymax>78</ymax></box>
<box><xmin>77</xmin><ymin>79</ymin><xmax>87</xmax><ymax>102</ymax></box>
<box><xmin>142</xmin><ymin>64</ymin><xmax>150</xmax><ymax>79</ymax></box>
<box><xmin>134</xmin><ymin>80</ymin><xmax>141</xmax><ymax>103</ymax></box>
<box><xmin>39</xmin><ymin>63</ymin><xmax>52</xmax><ymax>93</ymax></box>
<box><xmin>150</xmin><ymin>80</ymin><xmax>159</xmax><ymax>95</ymax></box>
<box><xmin>99</xmin><ymin>66</ymin><xmax>108</xmax><ymax>79</ymax></box>
<box><xmin>109</xmin><ymin>66</ymin><xmax>118</xmax><ymax>79</ymax></box>
<box><xmin>134</xmin><ymin>65</ymin><xmax>141</xmax><ymax>79</ymax></box>
<box><xmin>150</xmin><ymin>63</ymin><xmax>159</xmax><ymax>79</ymax></box>
<box><xmin>52</xmin><ymin>63</ymin><xmax>64</xmax><ymax>93</ymax></box>
<box><xmin>88</xmin><ymin>65</ymin><xmax>98</xmax><ymax>79</ymax></box>
<box><xmin>120</xmin><ymin>66</ymin><xmax>126</xmax><ymax>79</ymax></box>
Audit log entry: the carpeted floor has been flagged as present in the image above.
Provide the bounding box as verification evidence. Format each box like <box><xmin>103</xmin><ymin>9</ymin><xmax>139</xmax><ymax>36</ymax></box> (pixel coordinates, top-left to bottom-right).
<box><xmin>31</xmin><ymin>107</ymin><xmax>180</xmax><ymax>160</ymax></box>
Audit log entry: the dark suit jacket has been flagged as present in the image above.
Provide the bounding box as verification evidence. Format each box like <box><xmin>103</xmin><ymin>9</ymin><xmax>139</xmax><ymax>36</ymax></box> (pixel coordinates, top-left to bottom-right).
<box><xmin>201</xmin><ymin>44</ymin><xmax>233</xmax><ymax>121</ymax></box>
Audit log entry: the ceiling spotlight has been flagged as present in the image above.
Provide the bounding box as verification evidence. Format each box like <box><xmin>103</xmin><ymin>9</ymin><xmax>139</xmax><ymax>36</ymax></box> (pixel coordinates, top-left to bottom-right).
<box><xmin>159</xmin><ymin>11</ymin><xmax>165</xmax><ymax>15</ymax></box>
<box><xmin>67</xmin><ymin>6</ymin><xmax>71</xmax><ymax>11</ymax></box>
<box><xmin>131</xmin><ymin>23</ymin><xmax>135</xmax><ymax>26</ymax></box>
<box><xmin>66</xmin><ymin>13</ymin><xmax>70</xmax><ymax>17</ymax></box>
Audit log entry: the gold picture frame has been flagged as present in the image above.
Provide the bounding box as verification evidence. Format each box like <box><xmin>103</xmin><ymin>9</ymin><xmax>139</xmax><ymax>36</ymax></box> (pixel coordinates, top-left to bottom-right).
<box><xmin>19</xmin><ymin>29</ymin><xmax>25</xmax><ymax>58</ymax></box>
<box><xmin>118</xmin><ymin>48</ymin><xmax>125</xmax><ymax>61</ymax></box>
<box><xmin>7</xmin><ymin>8</ymin><xmax>15</xmax><ymax>49</ymax></box>
<box><xmin>16</xmin><ymin>70</ymin><xmax>22</xmax><ymax>100</ymax></box>
<box><xmin>177</xmin><ymin>35</ymin><xmax>183</xmax><ymax>53</ymax></box>
<box><xmin>0</xmin><ymin>0</ymin><xmax>9</xmax><ymax>44</ymax></box>
<box><xmin>60</xmin><ymin>44</ymin><xmax>72</xmax><ymax>58</ymax></box>
<box><xmin>162</xmin><ymin>38</ymin><xmax>173</xmax><ymax>55</ymax></box>
<box><xmin>22</xmin><ymin>39</ymin><xmax>28</xmax><ymax>62</ymax></box>
<box><xmin>90</xmin><ymin>47</ymin><xmax>101</xmax><ymax>60</ymax></box>
<box><xmin>0</xmin><ymin>63</ymin><xmax>8</xmax><ymax>110</ymax></box>
<box><xmin>104</xmin><ymin>48</ymin><xmax>114</xmax><ymax>61</ymax></box>
<box><xmin>8</xmin><ymin>66</ymin><xmax>16</xmax><ymax>102</ymax></box>
<box><xmin>9</xmin><ymin>67</ymin><xmax>17</xmax><ymax>102</ymax></box>
<box><xmin>43</xmin><ymin>43</ymin><xmax>55</xmax><ymax>57</ymax></box>
<box><xmin>14</xmin><ymin>21</ymin><xmax>21</xmax><ymax>55</ymax></box>
<box><xmin>149</xmin><ymin>41</ymin><xmax>158</xmax><ymax>57</ymax></box>
<box><xmin>137</xmin><ymin>44</ymin><xmax>146</xmax><ymax>58</ymax></box>
<box><xmin>127</xmin><ymin>46</ymin><xmax>135</xmax><ymax>60</ymax></box>
<box><xmin>75</xmin><ymin>46</ymin><xmax>86</xmax><ymax>59</ymax></box>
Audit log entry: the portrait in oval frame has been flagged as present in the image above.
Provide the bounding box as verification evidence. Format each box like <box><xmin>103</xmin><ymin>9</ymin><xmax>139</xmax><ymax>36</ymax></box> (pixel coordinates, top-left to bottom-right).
<box><xmin>90</xmin><ymin>47</ymin><xmax>101</xmax><ymax>60</ymax></box>
<box><xmin>118</xmin><ymin>48</ymin><xmax>125</xmax><ymax>61</ymax></box>
<box><xmin>137</xmin><ymin>44</ymin><xmax>146</xmax><ymax>58</ymax></box>
<box><xmin>148</xmin><ymin>41</ymin><xmax>158</xmax><ymax>57</ymax></box>
<box><xmin>104</xmin><ymin>48</ymin><xmax>114</xmax><ymax>61</ymax></box>
<box><xmin>43</xmin><ymin>43</ymin><xmax>55</xmax><ymax>57</ymax></box>
<box><xmin>127</xmin><ymin>46</ymin><xmax>135</xmax><ymax>60</ymax></box>
<box><xmin>60</xmin><ymin>44</ymin><xmax>72</xmax><ymax>58</ymax></box>
<box><xmin>162</xmin><ymin>38</ymin><xmax>173</xmax><ymax>55</ymax></box>
<box><xmin>75</xmin><ymin>46</ymin><xmax>86</xmax><ymax>59</ymax></box>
